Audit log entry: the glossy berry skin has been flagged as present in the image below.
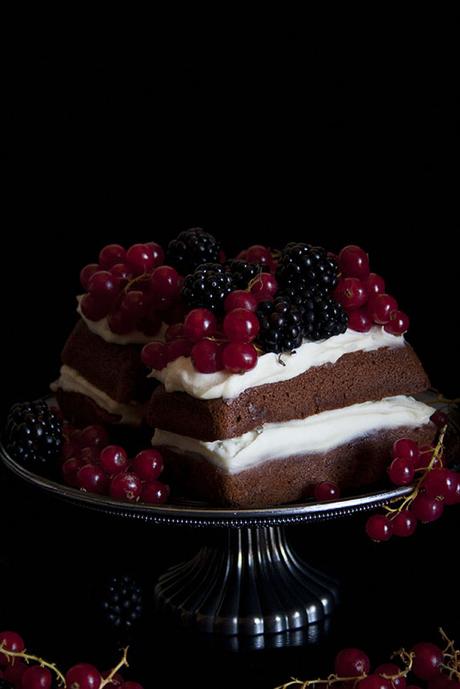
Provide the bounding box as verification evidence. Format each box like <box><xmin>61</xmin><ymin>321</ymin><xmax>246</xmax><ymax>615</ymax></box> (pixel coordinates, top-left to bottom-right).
<box><xmin>99</xmin><ymin>244</ymin><xmax>126</xmax><ymax>269</ymax></box>
<box><xmin>183</xmin><ymin>309</ymin><xmax>217</xmax><ymax>342</ymax></box>
<box><xmin>224</xmin><ymin>290</ymin><xmax>258</xmax><ymax>313</ymax></box>
<box><xmin>88</xmin><ymin>271</ymin><xmax>121</xmax><ymax>304</ymax></box>
<box><xmin>334</xmin><ymin>647</ymin><xmax>370</xmax><ymax>676</ymax></box>
<box><xmin>165</xmin><ymin>323</ymin><xmax>185</xmax><ymax>341</ymax></box>
<box><xmin>0</xmin><ymin>631</ymin><xmax>25</xmax><ymax>665</ymax></box>
<box><xmin>100</xmin><ymin>446</ymin><xmax>129</xmax><ymax>475</ymax></box>
<box><xmin>165</xmin><ymin>338</ymin><xmax>192</xmax><ymax>363</ymax></box>
<box><xmin>348</xmin><ymin>309</ymin><xmax>373</xmax><ymax>333</ymax></box>
<box><xmin>62</xmin><ymin>458</ymin><xmax>85</xmax><ymax>487</ymax></box>
<box><xmin>366</xmin><ymin>514</ymin><xmax>393</xmax><ymax>542</ymax></box>
<box><xmin>121</xmin><ymin>291</ymin><xmax>146</xmax><ymax>319</ymax></box>
<box><xmin>358</xmin><ymin>676</ymin><xmax>391</xmax><ymax>689</ymax></box>
<box><xmin>423</xmin><ymin>469</ymin><xmax>457</xmax><ymax>500</ymax></box>
<box><xmin>250</xmin><ymin>273</ymin><xmax>278</xmax><ymax>301</ymax></box>
<box><xmin>314</xmin><ymin>482</ymin><xmax>340</xmax><ymax>501</ymax></box>
<box><xmin>80</xmin><ymin>264</ymin><xmax>100</xmax><ymax>290</ymax></box>
<box><xmin>65</xmin><ymin>664</ymin><xmax>102</xmax><ymax>689</ymax></box>
<box><xmin>3</xmin><ymin>658</ymin><xmax>27</xmax><ymax>684</ymax></box>
<box><xmin>141</xmin><ymin>342</ymin><xmax>167</xmax><ymax>370</ymax></box>
<box><xmin>411</xmin><ymin>642</ymin><xmax>444</xmax><ymax>680</ymax></box>
<box><xmin>222</xmin><ymin>342</ymin><xmax>258</xmax><ymax>373</ymax></box>
<box><xmin>339</xmin><ymin>245</ymin><xmax>370</xmax><ymax>279</ymax></box>
<box><xmin>391</xmin><ymin>510</ymin><xmax>417</xmax><ymax>537</ymax></box>
<box><xmin>141</xmin><ymin>481</ymin><xmax>170</xmax><ymax>505</ymax></box>
<box><xmin>444</xmin><ymin>473</ymin><xmax>460</xmax><ymax>505</ymax></box>
<box><xmin>246</xmin><ymin>244</ymin><xmax>272</xmax><ymax>267</ymax></box>
<box><xmin>366</xmin><ymin>273</ymin><xmax>385</xmax><ymax>296</ymax></box>
<box><xmin>132</xmin><ymin>450</ymin><xmax>164</xmax><ymax>481</ymax></box>
<box><xmin>22</xmin><ymin>665</ymin><xmax>52</xmax><ymax>689</ymax></box>
<box><xmin>110</xmin><ymin>473</ymin><xmax>142</xmax><ymax>502</ymax></box>
<box><xmin>126</xmin><ymin>244</ymin><xmax>155</xmax><ymax>275</ymax></box>
<box><xmin>145</xmin><ymin>241</ymin><xmax>165</xmax><ymax>268</ymax></box>
<box><xmin>368</xmin><ymin>294</ymin><xmax>398</xmax><ymax>325</ymax></box>
<box><xmin>110</xmin><ymin>263</ymin><xmax>132</xmax><ymax>282</ymax></box>
<box><xmin>388</xmin><ymin>457</ymin><xmax>415</xmax><ymax>486</ymax></box>
<box><xmin>416</xmin><ymin>446</ymin><xmax>434</xmax><ymax>469</ymax></box>
<box><xmin>80</xmin><ymin>294</ymin><xmax>110</xmax><ymax>321</ymax></box>
<box><xmin>79</xmin><ymin>425</ymin><xmax>109</xmax><ymax>451</ymax></box>
<box><xmin>392</xmin><ymin>438</ymin><xmax>420</xmax><ymax>465</ymax></box>
<box><xmin>334</xmin><ymin>278</ymin><xmax>368</xmax><ymax>310</ymax></box>
<box><xmin>77</xmin><ymin>465</ymin><xmax>108</xmax><ymax>495</ymax></box>
<box><xmin>150</xmin><ymin>266</ymin><xmax>181</xmax><ymax>308</ymax></box>
<box><xmin>375</xmin><ymin>664</ymin><xmax>406</xmax><ymax>689</ymax></box>
<box><xmin>430</xmin><ymin>410</ymin><xmax>449</xmax><ymax>428</ymax></box>
<box><xmin>384</xmin><ymin>311</ymin><xmax>410</xmax><ymax>336</ymax></box>
<box><xmin>191</xmin><ymin>340</ymin><xmax>224</xmax><ymax>373</ymax></box>
<box><xmin>411</xmin><ymin>495</ymin><xmax>444</xmax><ymax>523</ymax></box>
<box><xmin>224</xmin><ymin>309</ymin><xmax>260</xmax><ymax>343</ymax></box>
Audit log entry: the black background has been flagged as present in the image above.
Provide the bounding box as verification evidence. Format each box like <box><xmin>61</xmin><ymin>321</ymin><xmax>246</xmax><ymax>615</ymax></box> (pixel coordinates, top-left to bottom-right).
<box><xmin>1</xmin><ymin>19</ymin><xmax>459</xmax><ymax>689</ymax></box>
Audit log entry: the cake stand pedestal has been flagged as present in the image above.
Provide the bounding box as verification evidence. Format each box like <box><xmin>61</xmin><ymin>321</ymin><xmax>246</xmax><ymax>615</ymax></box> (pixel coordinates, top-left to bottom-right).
<box><xmin>0</xmin><ymin>441</ymin><xmax>412</xmax><ymax>637</ymax></box>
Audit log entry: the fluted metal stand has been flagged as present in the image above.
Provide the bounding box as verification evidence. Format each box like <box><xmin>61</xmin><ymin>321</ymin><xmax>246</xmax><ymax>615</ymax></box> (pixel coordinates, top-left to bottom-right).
<box><xmin>155</xmin><ymin>526</ymin><xmax>339</xmax><ymax>636</ymax></box>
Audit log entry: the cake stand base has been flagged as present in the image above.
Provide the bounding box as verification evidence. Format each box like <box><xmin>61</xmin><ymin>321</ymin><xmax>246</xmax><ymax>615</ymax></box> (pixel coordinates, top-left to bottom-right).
<box><xmin>154</xmin><ymin>525</ymin><xmax>339</xmax><ymax>636</ymax></box>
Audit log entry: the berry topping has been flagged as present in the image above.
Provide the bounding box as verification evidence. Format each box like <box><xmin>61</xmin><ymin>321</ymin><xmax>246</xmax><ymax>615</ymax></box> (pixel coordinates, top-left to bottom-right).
<box><xmin>183</xmin><ymin>308</ymin><xmax>217</xmax><ymax>342</ymax></box>
<box><xmin>149</xmin><ymin>265</ymin><xmax>182</xmax><ymax>310</ymax></box>
<box><xmin>366</xmin><ymin>272</ymin><xmax>386</xmax><ymax>295</ymax></box>
<box><xmin>5</xmin><ymin>400</ymin><xmax>63</xmax><ymax>473</ymax></box>
<box><xmin>165</xmin><ymin>338</ymin><xmax>193</xmax><ymax>363</ymax></box>
<box><xmin>334</xmin><ymin>277</ymin><xmax>368</xmax><ymax>310</ymax></box>
<box><xmin>101</xmin><ymin>575</ymin><xmax>144</xmax><ymax>631</ymax></box>
<box><xmin>88</xmin><ymin>271</ymin><xmax>121</xmax><ymax>305</ymax></box>
<box><xmin>141</xmin><ymin>341</ymin><xmax>167</xmax><ymax>370</ymax></box>
<box><xmin>126</xmin><ymin>243</ymin><xmax>155</xmax><ymax>276</ymax></box>
<box><xmin>257</xmin><ymin>297</ymin><xmax>304</xmax><ymax>354</ymax></box>
<box><xmin>80</xmin><ymin>264</ymin><xmax>100</xmax><ymax>290</ymax></box>
<box><xmin>368</xmin><ymin>293</ymin><xmax>398</xmax><ymax>325</ymax></box>
<box><xmin>348</xmin><ymin>308</ymin><xmax>373</xmax><ymax>333</ymax></box>
<box><xmin>277</xmin><ymin>243</ymin><xmax>340</xmax><ymax>294</ymax></box>
<box><xmin>338</xmin><ymin>245</ymin><xmax>370</xmax><ymax>279</ymax></box>
<box><xmin>224</xmin><ymin>290</ymin><xmax>258</xmax><ymax>313</ymax></box>
<box><xmin>246</xmin><ymin>244</ymin><xmax>273</xmax><ymax>267</ymax></box>
<box><xmin>167</xmin><ymin>227</ymin><xmax>221</xmax><ymax>276</ymax></box>
<box><xmin>384</xmin><ymin>310</ymin><xmax>410</xmax><ymax>336</ymax></box>
<box><xmin>182</xmin><ymin>263</ymin><xmax>233</xmax><ymax>313</ymax></box>
<box><xmin>226</xmin><ymin>260</ymin><xmax>262</xmax><ymax>289</ymax></box>
<box><xmin>191</xmin><ymin>339</ymin><xmax>224</xmax><ymax>373</ymax></box>
<box><xmin>99</xmin><ymin>244</ymin><xmax>127</xmax><ymax>270</ymax></box>
<box><xmin>222</xmin><ymin>342</ymin><xmax>258</xmax><ymax>373</ymax></box>
<box><xmin>80</xmin><ymin>294</ymin><xmax>110</xmax><ymax>321</ymax></box>
<box><xmin>223</xmin><ymin>308</ymin><xmax>260</xmax><ymax>343</ymax></box>
<box><xmin>145</xmin><ymin>241</ymin><xmax>165</xmax><ymax>268</ymax></box>
<box><xmin>249</xmin><ymin>272</ymin><xmax>278</xmax><ymax>302</ymax></box>
<box><xmin>302</xmin><ymin>295</ymin><xmax>348</xmax><ymax>341</ymax></box>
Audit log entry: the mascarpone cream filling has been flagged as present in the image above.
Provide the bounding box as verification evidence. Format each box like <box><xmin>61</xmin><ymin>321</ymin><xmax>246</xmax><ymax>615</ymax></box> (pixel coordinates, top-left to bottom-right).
<box><xmin>151</xmin><ymin>396</ymin><xmax>434</xmax><ymax>474</ymax></box>
<box><xmin>51</xmin><ymin>365</ymin><xmax>144</xmax><ymax>426</ymax></box>
<box><xmin>150</xmin><ymin>327</ymin><xmax>405</xmax><ymax>400</ymax></box>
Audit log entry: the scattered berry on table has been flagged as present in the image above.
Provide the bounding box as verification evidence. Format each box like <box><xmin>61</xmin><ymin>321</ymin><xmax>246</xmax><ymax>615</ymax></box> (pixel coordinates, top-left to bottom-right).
<box><xmin>101</xmin><ymin>575</ymin><xmax>144</xmax><ymax>631</ymax></box>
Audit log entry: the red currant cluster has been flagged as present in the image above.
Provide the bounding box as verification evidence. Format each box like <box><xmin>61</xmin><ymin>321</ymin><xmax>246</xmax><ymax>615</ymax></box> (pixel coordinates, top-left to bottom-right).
<box><xmin>142</xmin><ymin>244</ymin><xmax>278</xmax><ymax>375</ymax></box>
<box><xmin>334</xmin><ymin>245</ymin><xmax>409</xmax><ymax>336</ymax></box>
<box><xmin>366</xmin><ymin>419</ymin><xmax>460</xmax><ymax>542</ymax></box>
<box><xmin>275</xmin><ymin>628</ymin><xmax>459</xmax><ymax>689</ymax></box>
<box><xmin>60</xmin><ymin>424</ymin><xmax>169</xmax><ymax>505</ymax></box>
<box><xmin>80</xmin><ymin>242</ymin><xmax>183</xmax><ymax>336</ymax></box>
<box><xmin>0</xmin><ymin>631</ymin><xmax>142</xmax><ymax>688</ymax></box>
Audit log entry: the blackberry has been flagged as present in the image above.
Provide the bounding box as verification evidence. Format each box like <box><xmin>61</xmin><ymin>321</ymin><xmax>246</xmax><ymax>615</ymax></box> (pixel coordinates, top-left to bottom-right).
<box><xmin>101</xmin><ymin>575</ymin><xmax>144</xmax><ymax>631</ymax></box>
<box><xmin>302</xmin><ymin>295</ymin><xmax>349</xmax><ymax>341</ymax></box>
<box><xmin>4</xmin><ymin>399</ymin><xmax>63</xmax><ymax>472</ymax></box>
<box><xmin>226</xmin><ymin>259</ymin><xmax>262</xmax><ymax>289</ymax></box>
<box><xmin>256</xmin><ymin>297</ymin><xmax>304</xmax><ymax>354</ymax></box>
<box><xmin>182</xmin><ymin>263</ymin><xmax>234</xmax><ymax>313</ymax></box>
<box><xmin>277</xmin><ymin>243</ymin><xmax>339</xmax><ymax>294</ymax></box>
<box><xmin>166</xmin><ymin>227</ymin><xmax>221</xmax><ymax>276</ymax></box>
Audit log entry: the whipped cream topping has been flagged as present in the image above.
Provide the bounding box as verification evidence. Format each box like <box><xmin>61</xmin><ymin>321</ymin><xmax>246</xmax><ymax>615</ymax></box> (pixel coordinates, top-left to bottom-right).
<box><xmin>51</xmin><ymin>365</ymin><xmax>144</xmax><ymax>426</ymax></box>
<box><xmin>77</xmin><ymin>297</ymin><xmax>168</xmax><ymax>346</ymax></box>
<box><xmin>151</xmin><ymin>327</ymin><xmax>405</xmax><ymax>400</ymax></box>
<box><xmin>152</xmin><ymin>396</ymin><xmax>434</xmax><ymax>474</ymax></box>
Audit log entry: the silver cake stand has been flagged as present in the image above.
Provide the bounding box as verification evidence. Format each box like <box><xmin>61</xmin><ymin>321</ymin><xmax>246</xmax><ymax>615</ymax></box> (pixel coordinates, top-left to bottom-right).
<box><xmin>0</xmin><ymin>440</ymin><xmax>413</xmax><ymax>637</ymax></box>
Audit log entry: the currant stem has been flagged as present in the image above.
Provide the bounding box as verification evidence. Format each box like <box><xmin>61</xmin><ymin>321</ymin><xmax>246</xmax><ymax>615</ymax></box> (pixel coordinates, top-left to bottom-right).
<box><xmin>0</xmin><ymin>643</ymin><xmax>66</xmax><ymax>687</ymax></box>
<box><xmin>99</xmin><ymin>647</ymin><xmax>130</xmax><ymax>688</ymax></box>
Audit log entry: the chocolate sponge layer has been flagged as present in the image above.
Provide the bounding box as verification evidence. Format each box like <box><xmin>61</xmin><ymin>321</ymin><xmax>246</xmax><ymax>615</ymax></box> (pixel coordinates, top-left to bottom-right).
<box><xmin>147</xmin><ymin>344</ymin><xmax>430</xmax><ymax>441</ymax></box>
<box><xmin>161</xmin><ymin>423</ymin><xmax>436</xmax><ymax>508</ymax></box>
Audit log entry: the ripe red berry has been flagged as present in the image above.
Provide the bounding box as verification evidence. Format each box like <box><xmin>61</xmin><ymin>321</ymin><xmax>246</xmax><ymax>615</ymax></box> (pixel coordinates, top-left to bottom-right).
<box><xmin>80</xmin><ymin>294</ymin><xmax>110</xmax><ymax>321</ymax></box>
<box><xmin>334</xmin><ymin>647</ymin><xmax>370</xmax><ymax>676</ymax></box>
<box><xmin>107</xmin><ymin>310</ymin><xmax>136</xmax><ymax>336</ymax></box>
<box><xmin>334</xmin><ymin>278</ymin><xmax>368</xmax><ymax>310</ymax></box>
<box><xmin>339</xmin><ymin>245</ymin><xmax>370</xmax><ymax>279</ymax></box>
<box><xmin>366</xmin><ymin>273</ymin><xmax>385</xmax><ymax>296</ymax></box>
<box><xmin>314</xmin><ymin>482</ymin><xmax>340</xmax><ymax>501</ymax></box>
<box><xmin>80</xmin><ymin>264</ymin><xmax>100</xmax><ymax>290</ymax></box>
<box><xmin>150</xmin><ymin>266</ymin><xmax>181</xmax><ymax>309</ymax></box>
<box><xmin>250</xmin><ymin>273</ymin><xmax>278</xmax><ymax>301</ymax></box>
<box><xmin>444</xmin><ymin>473</ymin><xmax>460</xmax><ymax>505</ymax></box>
<box><xmin>3</xmin><ymin>658</ymin><xmax>27</xmax><ymax>684</ymax></box>
<box><xmin>88</xmin><ymin>271</ymin><xmax>121</xmax><ymax>304</ymax></box>
<box><xmin>126</xmin><ymin>244</ymin><xmax>155</xmax><ymax>275</ymax></box>
<box><xmin>132</xmin><ymin>450</ymin><xmax>164</xmax><ymax>481</ymax></box>
<box><xmin>384</xmin><ymin>311</ymin><xmax>410</xmax><ymax>336</ymax></box>
<box><xmin>192</xmin><ymin>339</ymin><xmax>224</xmax><ymax>373</ymax></box>
<box><xmin>121</xmin><ymin>291</ymin><xmax>146</xmax><ymax>320</ymax></box>
<box><xmin>368</xmin><ymin>294</ymin><xmax>398</xmax><ymax>325</ymax></box>
<box><xmin>222</xmin><ymin>342</ymin><xmax>258</xmax><ymax>373</ymax></box>
<box><xmin>411</xmin><ymin>642</ymin><xmax>444</xmax><ymax>680</ymax></box>
<box><xmin>388</xmin><ymin>457</ymin><xmax>415</xmax><ymax>486</ymax></box>
<box><xmin>77</xmin><ymin>465</ymin><xmax>108</xmax><ymax>495</ymax></box>
<box><xmin>99</xmin><ymin>244</ymin><xmax>127</xmax><ymax>270</ymax></box>
<box><xmin>22</xmin><ymin>665</ymin><xmax>52</xmax><ymax>689</ymax></box>
<box><xmin>184</xmin><ymin>309</ymin><xmax>217</xmax><ymax>342</ymax></box>
<box><xmin>110</xmin><ymin>263</ymin><xmax>132</xmax><ymax>282</ymax></box>
<box><xmin>165</xmin><ymin>323</ymin><xmax>186</xmax><ymax>341</ymax></box>
<box><xmin>423</xmin><ymin>469</ymin><xmax>457</xmax><ymax>500</ymax></box>
<box><xmin>224</xmin><ymin>308</ymin><xmax>260</xmax><ymax>343</ymax></box>
<box><xmin>224</xmin><ymin>290</ymin><xmax>258</xmax><ymax>313</ymax></box>
<box><xmin>141</xmin><ymin>481</ymin><xmax>170</xmax><ymax>505</ymax></box>
<box><xmin>165</xmin><ymin>338</ymin><xmax>193</xmax><ymax>363</ymax></box>
<box><xmin>79</xmin><ymin>425</ymin><xmax>109</xmax><ymax>451</ymax></box>
<box><xmin>145</xmin><ymin>241</ymin><xmax>165</xmax><ymax>268</ymax></box>
<box><xmin>415</xmin><ymin>446</ymin><xmax>434</xmax><ymax>470</ymax></box>
<box><xmin>65</xmin><ymin>663</ymin><xmax>102</xmax><ymax>689</ymax></box>
<box><xmin>246</xmin><ymin>244</ymin><xmax>273</xmax><ymax>266</ymax></box>
<box><xmin>391</xmin><ymin>510</ymin><xmax>417</xmax><ymax>537</ymax></box>
<box><xmin>430</xmin><ymin>410</ymin><xmax>449</xmax><ymax>428</ymax></box>
<box><xmin>348</xmin><ymin>308</ymin><xmax>373</xmax><ymax>333</ymax></box>
<box><xmin>358</xmin><ymin>675</ymin><xmax>392</xmax><ymax>689</ymax></box>
<box><xmin>365</xmin><ymin>514</ymin><xmax>393</xmax><ymax>542</ymax></box>
<box><xmin>411</xmin><ymin>495</ymin><xmax>444</xmax><ymax>523</ymax></box>
<box><xmin>141</xmin><ymin>342</ymin><xmax>167</xmax><ymax>370</ymax></box>
<box><xmin>0</xmin><ymin>631</ymin><xmax>25</xmax><ymax>665</ymax></box>
<box><xmin>110</xmin><ymin>473</ymin><xmax>142</xmax><ymax>502</ymax></box>
<box><xmin>392</xmin><ymin>438</ymin><xmax>420</xmax><ymax>465</ymax></box>
<box><xmin>62</xmin><ymin>457</ymin><xmax>85</xmax><ymax>487</ymax></box>
<box><xmin>100</xmin><ymin>446</ymin><xmax>129</xmax><ymax>475</ymax></box>
<box><xmin>375</xmin><ymin>663</ymin><xmax>406</xmax><ymax>689</ymax></box>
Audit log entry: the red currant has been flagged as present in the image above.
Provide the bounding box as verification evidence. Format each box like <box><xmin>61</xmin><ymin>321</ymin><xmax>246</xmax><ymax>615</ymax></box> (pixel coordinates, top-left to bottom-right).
<box><xmin>88</xmin><ymin>271</ymin><xmax>121</xmax><ymax>304</ymax></box>
<box><xmin>80</xmin><ymin>294</ymin><xmax>110</xmax><ymax>321</ymax></box>
<box><xmin>191</xmin><ymin>339</ymin><xmax>224</xmax><ymax>373</ymax></box>
<box><xmin>334</xmin><ymin>647</ymin><xmax>370</xmax><ymax>676</ymax></box>
<box><xmin>411</xmin><ymin>495</ymin><xmax>444</xmax><ymax>523</ymax></box>
<box><xmin>334</xmin><ymin>278</ymin><xmax>368</xmax><ymax>310</ymax></box>
<box><xmin>107</xmin><ymin>310</ymin><xmax>136</xmax><ymax>335</ymax></box>
<box><xmin>391</xmin><ymin>510</ymin><xmax>417</xmax><ymax>537</ymax></box>
<box><xmin>62</xmin><ymin>458</ymin><xmax>85</xmax><ymax>487</ymax></box>
<box><xmin>415</xmin><ymin>446</ymin><xmax>434</xmax><ymax>470</ymax></box>
<box><xmin>0</xmin><ymin>631</ymin><xmax>25</xmax><ymax>665</ymax></box>
<box><xmin>121</xmin><ymin>291</ymin><xmax>146</xmax><ymax>319</ymax></box>
<box><xmin>368</xmin><ymin>294</ymin><xmax>398</xmax><ymax>325</ymax></box>
<box><xmin>22</xmin><ymin>665</ymin><xmax>52</xmax><ymax>689</ymax></box>
<box><xmin>384</xmin><ymin>311</ymin><xmax>410</xmax><ymax>336</ymax></box>
<box><xmin>99</xmin><ymin>244</ymin><xmax>126</xmax><ymax>269</ymax></box>
<box><xmin>392</xmin><ymin>438</ymin><xmax>420</xmax><ymax>465</ymax></box>
<box><xmin>224</xmin><ymin>308</ymin><xmax>260</xmax><ymax>343</ymax></box>
<box><xmin>339</xmin><ymin>245</ymin><xmax>370</xmax><ymax>279</ymax></box>
<box><xmin>126</xmin><ymin>244</ymin><xmax>155</xmax><ymax>276</ymax></box>
<box><xmin>132</xmin><ymin>450</ymin><xmax>164</xmax><ymax>481</ymax></box>
<box><xmin>423</xmin><ymin>469</ymin><xmax>457</xmax><ymax>500</ymax></box>
<box><xmin>145</xmin><ymin>241</ymin><xmax>165</xmax><ymax>268</ymax></box>
<box><xmin>358</xmin><ymin>675</ymin><xmax>391</xmax><ymax>689</ymax></box>
<box><xmin>100</xmin><ymin>446</ymin><xmax>129</xmax><ymax>475</ymax></box>
<box><xmin>366</xmin><ymin>273</ymin><xmax>385</xmax><ymax>296</ymax></box>
<box><xmin>165</xmin><ymin>338</ymin><xmax>193</xmax><ymax>363</ymax></box>
<box><xmin>246</xmin><ymin>244</ymin><xmax>272</xmax><ymax>266</ymax></box>
<box><xmin>77</xmin><ymin>465</ymin><xmax>108</xmax><ymax>494</ymax></box>
<box><xmin>411</xmin><ymin>642</ymin><xmax>444</xmax><ymax>680</ymax></box>
<box><xmin>250</xmin><ymin>273</ymin><xmax>278</xmax><ymax>301</ymax></box>
<box><xmin>110</xmin><ymin>263</ymin><xmax>132</xmax><ymax>282</ymax></box>
<box><xmin>348</xmin><ymin>309</ymin><xmax>373</xmax><ymax>333</ymax></box>
<box><xmin>79</xmin><ymin>425</ymin><xmax>109</xmax><ymax>451</ymax></box>
<box><xmin>183</xmin><ymin>309</ymin><xmax>217</xmax><ymax>342</ymax></box>
<box><xmin>3</xmin><ymin>658</ymin><xmax>27</xmax><ymax>684</ymax></box>
<box><xmin>80</xmin><ymin>447</ymin><xmax>99</xmax><ymax>465</ymax></box>
<box><xmin>314</xmin><ymin>482</ymin><xmax>340</xmax><ymax>501</ymax></box>
<box><xmin>141</xmin><ymin>342</ymin><xmax>167</xmax><ymax>370</ymax></box>
<box><xmin>110</xmin><ymin>473</ymin><xmax>142</xmax><ymax>502</ymax></box>
<box><xmin>430</xmin><ymin>410</ymin><xmax>449</xmax><ymax>428</ymax></box>
<box><xmin>365</xmin><ymin>514</ymin><xmax>393</xmax><ymax>542</ymax></box>
<box><xmin>222</xmin><ymin>342</ymin><xmax>258</xmax><ymax>373</ymax></box>
<box><xmin>141</xmin><ymin>481</ymin><xmax>170</xmax><ymax>505</ymax></box>
<box><xmin>150</xmin><ymin>266</ymin><xmax>181</xmax><ymax>309</ymax></box>
<box><xmin>65</xmin><ymin>663</ymin><xmax>102</xmax><ymax>689</ymax></box>
<box><xmin>80</xmin><ymin>264</ymin><xmax>100</xmax><ymax>290</ymax></box>
<box><xmin>444</xmin><ymin>473</ymin><xmax>460</xmax><ymax>505</ymax></box>
<box><xmin>388</xmin><ymin>457</ymin><xmax>415</xmax><ymax>486</ymax></box>
<box><xmin>224</xmin><ymin>290</ymin><xmax>258</xmax><ymax>313</ymax></box>
<box><xmin>165</xmin><ymin>323</ymin><xmax>186</xmax><ymax>341</ymax></box>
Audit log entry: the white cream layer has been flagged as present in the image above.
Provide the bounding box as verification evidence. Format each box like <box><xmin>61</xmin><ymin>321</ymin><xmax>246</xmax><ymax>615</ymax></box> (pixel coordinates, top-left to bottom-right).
<box><xmin>151</xmin><ymin>327</ymin><xmax>405</xmax><ymax>400</ymax></box>
<box><xmin>51</xmin><ymin>365</ymin><xmax>144</xmax><ymax>426</ymax></box>
<box><xmin>151</xmin><ymin>396</ymin><xmax>434</xmax><ymax>474</ymax></box>
<box><xmin>77</xmin><ymin>296</ymin><xmax>168</xmax><ymax>346</ymax></box>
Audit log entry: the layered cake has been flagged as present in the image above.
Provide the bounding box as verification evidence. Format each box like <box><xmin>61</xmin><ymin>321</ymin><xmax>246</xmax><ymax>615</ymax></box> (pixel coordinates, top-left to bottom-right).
<box><xmin>53</xmin><ymin>232</ymin><xmax>436</xmax><ymax>507</ymax></box>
